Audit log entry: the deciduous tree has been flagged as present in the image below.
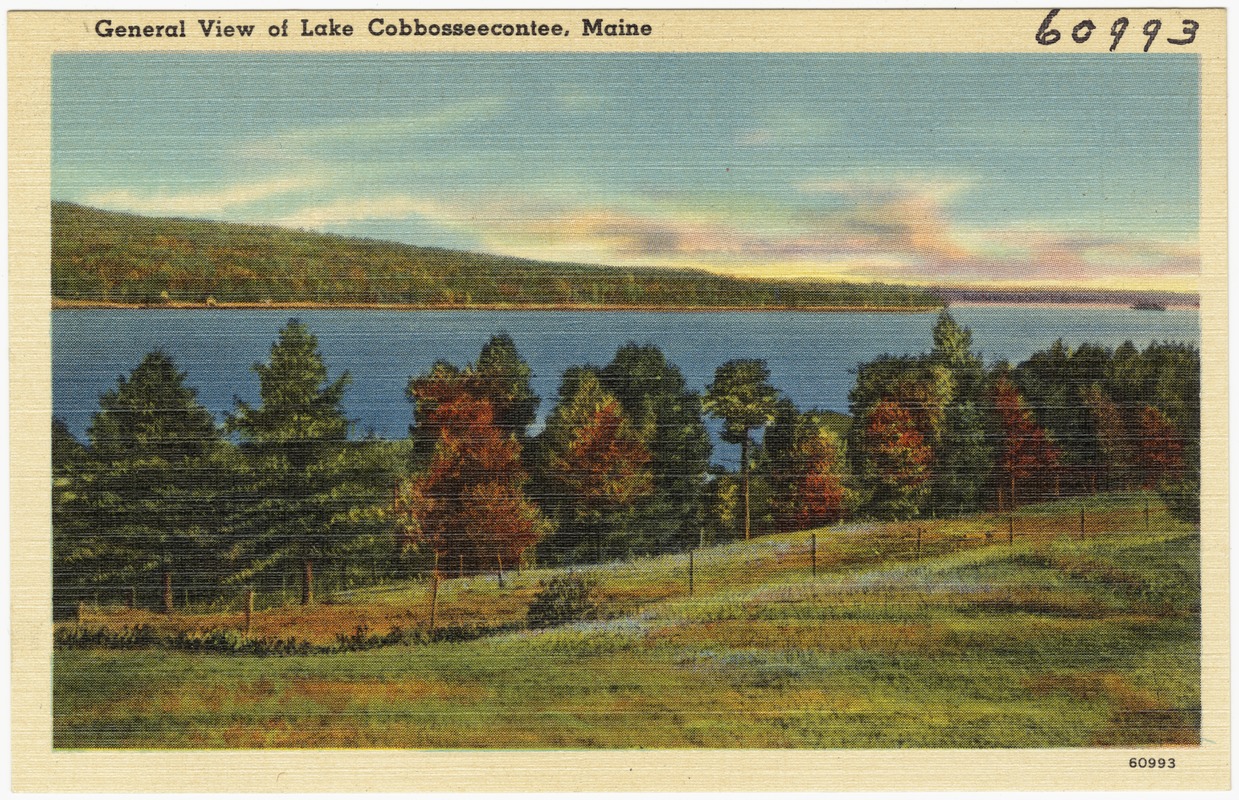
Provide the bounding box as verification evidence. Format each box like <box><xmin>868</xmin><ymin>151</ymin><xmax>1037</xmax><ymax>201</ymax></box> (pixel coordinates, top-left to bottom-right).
<box><xmin>395</xmin><ymin>396</ymin><xmax>546</xmax><ymax>576</ymax></box>
<box><xmin>1138</xmin><ymin>405</ymin><xmax>1185</xmax><ymax>490</ymax></box>
<box><xmin>540</xmin><ymin>371</ymin><xmax>652</xmax><ymax>562</ymax></box>
<box><xmin>860</xmin><ymin>399</ymin><xmax>932</xmax><ymax>519</ymax></box>
<box><xmin>599</xmin><ymin>343</ymin><xmax>712</xmax><ymax>551</ymax></box>
<box><xmin>993</xmin><ymin>375</ymin><xmax>1061</xmax><ymax>508</ymax></box>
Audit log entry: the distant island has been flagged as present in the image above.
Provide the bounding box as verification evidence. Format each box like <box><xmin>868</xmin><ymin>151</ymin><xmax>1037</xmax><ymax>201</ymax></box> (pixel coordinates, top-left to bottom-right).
<box><xmin>51</xmin><ymin>203</ymin><xmax>942</xmax><ymax>312</ymax></box>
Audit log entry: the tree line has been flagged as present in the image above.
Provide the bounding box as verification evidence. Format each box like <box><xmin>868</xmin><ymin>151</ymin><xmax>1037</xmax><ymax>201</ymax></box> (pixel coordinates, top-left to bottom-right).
<box><xmin>52</xmin><ymin>312</ymin><xmax>1200</xmax><ymax>616</ymax></box>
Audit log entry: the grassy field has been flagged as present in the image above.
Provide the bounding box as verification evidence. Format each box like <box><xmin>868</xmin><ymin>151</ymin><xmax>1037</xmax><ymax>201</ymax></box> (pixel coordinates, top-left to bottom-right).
<box><xmin>53</xmin><ymin>494</ymin><xmax>1200</xmax><ymax>749</ymax></box>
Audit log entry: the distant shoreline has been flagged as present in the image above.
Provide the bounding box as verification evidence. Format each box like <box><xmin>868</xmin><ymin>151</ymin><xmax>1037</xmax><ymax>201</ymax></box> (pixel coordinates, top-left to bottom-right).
<box><xmin>51</xmin><ymin>299</ymin><xmax>945</xmax><ymax>313</ymax></box>
<box><xmin>946</xmin><ymin>300</ymin><xmax>1200</xmax><ymax>312</ymax></box>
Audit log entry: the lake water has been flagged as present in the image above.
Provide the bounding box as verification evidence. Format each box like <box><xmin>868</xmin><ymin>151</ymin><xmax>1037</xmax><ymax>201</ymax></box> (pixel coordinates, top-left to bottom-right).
<box><xmin>53</xmin><ymin>305</ymin><xmax>1199</xmax><ymax>463</ymax></box>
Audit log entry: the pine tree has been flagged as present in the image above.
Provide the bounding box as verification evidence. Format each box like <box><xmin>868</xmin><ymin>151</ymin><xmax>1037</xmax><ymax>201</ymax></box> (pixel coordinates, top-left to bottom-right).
<box><xmin>80</xmin><ymin>351</ymin><xmax>224</xmax><ymax>613</ymax></box>
<box><xmin>228</xmin><ymin>320</ymin><xmax>351</xmax><ymax>605</ymax></box>
<box><xmin>703</xmin><ymin>360</ymin><xmax>779</xmax><ymax>540</ymax></box>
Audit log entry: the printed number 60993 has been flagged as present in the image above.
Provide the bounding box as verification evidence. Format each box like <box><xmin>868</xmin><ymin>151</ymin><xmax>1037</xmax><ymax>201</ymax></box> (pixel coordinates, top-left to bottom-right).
<box><xmin>1129</xmin><ymin>757</ymin><xmax>1176</xmax><ymax>769</ymax></box>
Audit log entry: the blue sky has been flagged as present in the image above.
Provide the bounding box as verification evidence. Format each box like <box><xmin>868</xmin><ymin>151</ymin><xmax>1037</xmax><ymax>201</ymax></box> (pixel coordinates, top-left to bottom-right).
<box><xmin>53</xmin><ymin>53</ymin><xmax>1199</xmax><ymax>289</ymax></box>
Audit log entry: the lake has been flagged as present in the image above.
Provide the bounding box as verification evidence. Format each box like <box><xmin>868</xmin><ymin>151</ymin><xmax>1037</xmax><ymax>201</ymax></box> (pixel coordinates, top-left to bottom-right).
<box><xmin>53</xmin><ymin>305</ymin><xmax>1199</xmax><ymax>463</ymax></box>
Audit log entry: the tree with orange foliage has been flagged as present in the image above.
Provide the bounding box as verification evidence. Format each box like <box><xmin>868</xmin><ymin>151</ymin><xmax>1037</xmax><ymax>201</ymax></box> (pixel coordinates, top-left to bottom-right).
<box><xmin>394</xmin><ymin>394</ymin><xmax>547</xmax><ymax>577</ymax></box>
<box><xmin>540</xmin><ymin>370</ymin><xmax>653</xmax><ymax>563</ymax></box>
<box><xmin>1137</xmin><ymin>405</ymin><xmax>1185</xmax><ymax>490</ymax></box>
<box><xmin>789</xmin><ymin>436</ymin><xmax>846</xmax><ymax>530</ymax></box>
<box><xmin>993</xmin><ymin>375</ymin><xmax>1061</xmax><ymax>508</ymax></box>
<box><xmin>767</xmin><ymin>402</ymin><xmax>846</xmax><ymax>531</ymax></box>
<box><xmin>859</xmin><ymin>399</ymin><xmax>932</xmax><ymax>519</ymax></box>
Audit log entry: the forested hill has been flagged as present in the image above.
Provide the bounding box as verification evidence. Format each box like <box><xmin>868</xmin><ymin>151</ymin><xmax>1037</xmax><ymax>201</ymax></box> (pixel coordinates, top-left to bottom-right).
<box><xmin>51</xmin><ymin>202</ymin><xmax>942</xmax><ymax>310</ymax></box>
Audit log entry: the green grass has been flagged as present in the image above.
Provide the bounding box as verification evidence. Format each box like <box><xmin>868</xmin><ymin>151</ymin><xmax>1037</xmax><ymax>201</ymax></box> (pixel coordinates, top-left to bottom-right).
<box><xmin>53</xmin><ymin>494</ymin><xmax>1200</xmax><ymax>748</ymax></box>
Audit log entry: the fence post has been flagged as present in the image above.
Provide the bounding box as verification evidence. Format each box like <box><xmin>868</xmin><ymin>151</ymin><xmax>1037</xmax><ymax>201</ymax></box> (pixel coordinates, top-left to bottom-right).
<box><xmin>689</xmin><ymin>550</ymin><xmax>694</xmax><ymax>597</ymax></box>
<box><xmin>811</xmin><ymin>532</ymin><xmax>817</xmax><ymax>578</ymax></box>
<box><xmin>497</xmin><ymin>554</ymin><xmax>505</xmax><ymax>589</ymax></box>
<box><xmin>1008</xmin><ymin>515</ymin><xmax>1014</xmax><ymax>546</ymax></box>
<box><xmin>429</xmin><ymin>552</ymin><xmax>440</xmax><ymax>634</ymax></box>
<box><xmin>126</xmin><ymin>586</ymin><xmax>136</xmax><ymax>609</ymax></box>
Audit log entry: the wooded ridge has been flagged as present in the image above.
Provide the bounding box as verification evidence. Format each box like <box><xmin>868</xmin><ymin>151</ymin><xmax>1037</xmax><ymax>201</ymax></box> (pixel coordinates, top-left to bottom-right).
<box><xmin>51</xmin><ymin>202</ymin><xmax>943</xmax><ymax>310</ymax></box>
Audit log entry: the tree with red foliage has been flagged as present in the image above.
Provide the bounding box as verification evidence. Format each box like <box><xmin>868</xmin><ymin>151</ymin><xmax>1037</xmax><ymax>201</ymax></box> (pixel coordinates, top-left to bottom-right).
<box><xmin>789</xmin><ymin>436</ymin><xmax>846</xmax><ymax>530</ymax></box>
<box><xmin>861</xmin><ymin>399</ymin><xmax>932</xmax><ymax>519</ymax></box>
<box><xmin>993</xmin><ymin>375</ymin><xmax>1061</xmax><ymax>508</ymax></box>
<box><xmin>1138</xmin><ymin>405</ymin><xmax>1185</xmax><ymax>490</ymax></box>
<box><xmin>767</xmin><ymin>405</ymin><xmax>846</xmax><ymax>531</ymax></box>
<box><xmin>542</xmin><ymin>371</ymin><xmax>653</xmax><ymax>562</ymax></box>
<box><xmin>394</xmin><ymin>395</ymin><xmax>547</xmax><ymax>576</ymax></box>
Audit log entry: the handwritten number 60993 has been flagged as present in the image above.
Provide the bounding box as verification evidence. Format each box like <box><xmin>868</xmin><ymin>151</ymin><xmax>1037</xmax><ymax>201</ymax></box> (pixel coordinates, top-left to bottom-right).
<box><xmin>1037</xmin><ymin>9</ymin><xmax>1199</xmax><ymax>51</ymax></box>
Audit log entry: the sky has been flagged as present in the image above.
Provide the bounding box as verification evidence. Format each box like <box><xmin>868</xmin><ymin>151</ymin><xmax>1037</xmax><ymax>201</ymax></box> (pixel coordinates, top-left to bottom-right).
<box><xmin>52</xmin><ymin>53</ymin><xmax>1200</xmax><ymax>290</ymax></box>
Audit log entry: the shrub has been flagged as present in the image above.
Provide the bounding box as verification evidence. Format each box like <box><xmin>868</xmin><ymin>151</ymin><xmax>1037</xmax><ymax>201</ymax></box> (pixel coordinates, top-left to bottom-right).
<box><xmin>526</xmin><ymin>573</ymin><xmax>597</xmax><ymax>628</ymax></box>
<box><xmin>1159</xmin><ymin>477</ymin><xmax>1200</xmax><ymax>525</ymax></box>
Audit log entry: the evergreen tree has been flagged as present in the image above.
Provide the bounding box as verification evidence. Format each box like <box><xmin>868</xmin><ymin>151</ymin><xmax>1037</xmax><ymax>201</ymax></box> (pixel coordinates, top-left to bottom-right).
<box><xmin>927</xmin><ymin>311</ymin><xmax>992</xmax><ymax>514</ymax></box>
<box><xmin>703</xmin><ymin>360</ymin><xmax>779</xmax><ymax>540</ymax></box>
<box><xmin>81</xmin><ymin>351</ymin><xmax>224</xmax><ymax>613</ymax></box>
<box><xmin>52</xmin><ymin>417</ymin><xmax>94</xmax><ymax>617</ymax></box>
<box><xmin>473</xmin><ymin>333</ymin><xmax>540</xmax><ymax>439</ymax></box>
<box><xmin>934</xmin><ymin>401</ymin><xmax>992</xmax><ymax>514</ymax></box>
<box><xmin>228</xmin><ymin>320</ymin><xmax>351</xmax><ymax>605</ymax></box>
<box><xmin>930</xmin><ymin>310</ymin><xmax>985</xmax><ymax>399</ymax></box>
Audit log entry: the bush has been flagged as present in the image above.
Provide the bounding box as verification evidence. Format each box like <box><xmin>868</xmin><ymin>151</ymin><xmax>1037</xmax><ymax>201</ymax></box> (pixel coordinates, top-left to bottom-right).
<box><xmin>526</xmin><ymin>573</ymin><xmax>597</xmax><ymax>628</ymax></box>
<box><xmin>1159</xmin><ymin>477</ymin><xmax>1200</xmax><ymax>525</ymax></box>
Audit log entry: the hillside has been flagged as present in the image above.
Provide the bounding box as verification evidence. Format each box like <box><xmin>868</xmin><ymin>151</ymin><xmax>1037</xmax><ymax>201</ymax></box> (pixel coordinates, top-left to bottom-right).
<box><xmin>51</xmin><ymin>202</ymin><xmax>942</xmax><ymax>311</ymax></box>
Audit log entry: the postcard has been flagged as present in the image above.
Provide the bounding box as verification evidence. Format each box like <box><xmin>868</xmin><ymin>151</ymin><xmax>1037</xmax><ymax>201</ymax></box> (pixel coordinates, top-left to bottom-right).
<box><xmin>10</xmin><ymin>7</ymin><xmax>1228</xmax><ymax>791</ymax></box>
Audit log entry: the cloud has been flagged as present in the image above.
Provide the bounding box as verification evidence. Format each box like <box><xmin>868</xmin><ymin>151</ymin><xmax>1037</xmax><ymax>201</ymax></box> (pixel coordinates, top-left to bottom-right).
<box><xmin>148</xmin><ymin>172</ymin><xmax>1198</xmax><ymax>291</ymax></box>
<box><xmin>84</xmin><ymin>177</ymin><xmax>322</xmax><ymax>218</ymax></box>
<box><xmin>796</xmin><ymin>174</ymin><xmax>973</xmax><ymax>204</ymax></box>
<box><xmin>239</xmin><ymin>101</ymin><xmax>506</xmax><ymax>160</ymax></box>
<box><xmin>276</xmin><ymin>196</ymin><xmax>460</xmax><ymax>230</ymax></box>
